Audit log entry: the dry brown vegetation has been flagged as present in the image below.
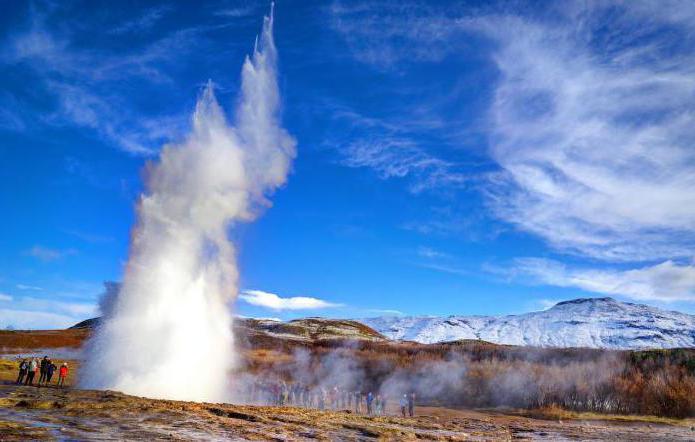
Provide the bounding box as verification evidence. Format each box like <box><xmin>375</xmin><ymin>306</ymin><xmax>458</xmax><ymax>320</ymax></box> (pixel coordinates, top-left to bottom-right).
<box><xmin>2</xmin><ymin>323</ymin><xmax>694</xmax><ymax>420</ymax></box>
<box><xmin>0</xmin><ymin>329</ymin><xmax>88</xmax><ymax>350</ymax></box>
<box><xmin>240</xmin><ymin>338</ymin><xmax>695</xmax><ymax>419</ymax></box>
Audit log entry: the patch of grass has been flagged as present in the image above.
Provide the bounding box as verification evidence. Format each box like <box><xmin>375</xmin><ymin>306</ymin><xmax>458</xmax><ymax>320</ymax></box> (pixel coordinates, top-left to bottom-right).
<box><xmin>517</xmin><ymin>405</ymin><xmax>695</xmax><ymax>427</ymax></box>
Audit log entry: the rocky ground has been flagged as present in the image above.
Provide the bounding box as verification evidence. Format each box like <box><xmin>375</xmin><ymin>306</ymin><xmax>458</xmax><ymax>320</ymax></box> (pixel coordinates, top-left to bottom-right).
<box><xmin>2</xmin><ymin>327</ymin><xmax>694</xmax><ymax>441</ymax></box>
<box><xmin>0</xmin><ymin>383</ymin><xmax>694</xmax><ymax>441</ymax></box>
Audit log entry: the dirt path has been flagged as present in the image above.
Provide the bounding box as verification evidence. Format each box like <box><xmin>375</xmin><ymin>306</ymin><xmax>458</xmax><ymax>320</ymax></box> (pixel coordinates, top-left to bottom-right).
<box><xmin>0</xmin><ymin>384</ymin><xmax>693</xmax><ymax>441</ymax></box>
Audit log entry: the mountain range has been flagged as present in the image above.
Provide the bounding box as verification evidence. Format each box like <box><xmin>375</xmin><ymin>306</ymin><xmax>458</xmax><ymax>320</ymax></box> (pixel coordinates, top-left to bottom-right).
<box><xmin>358</xmin><ymin>297</ymin><xmax>695</xmax><ymax>350</ymax></box>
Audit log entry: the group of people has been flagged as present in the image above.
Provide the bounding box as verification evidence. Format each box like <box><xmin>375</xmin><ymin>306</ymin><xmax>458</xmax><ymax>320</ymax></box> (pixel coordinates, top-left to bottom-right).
<box><xmin>245</xmin><ymin>381</ymin><xmax>416</xmax><ymax>417</ymax></box>
<box><xmin>399</xmin><ymin>392</ymin><xmax>416</xmax><ymax>418</ymax></box>
<box><xmin>16</xmin><ymin>358</ymin><xmax>415</xmax><ymax>416</ymax></box>
<box><xmin>15</xmin><ymin>356</ymin><xmax>69</xmax><ymax>387</ymax></box>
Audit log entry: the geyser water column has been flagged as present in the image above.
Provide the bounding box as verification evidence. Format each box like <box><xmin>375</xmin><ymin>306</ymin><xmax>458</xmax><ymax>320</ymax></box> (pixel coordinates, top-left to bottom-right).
<box><xmin>81</xmin><ymin>7</ymin><xmax>295</xmax><ymax>402</ymax></box>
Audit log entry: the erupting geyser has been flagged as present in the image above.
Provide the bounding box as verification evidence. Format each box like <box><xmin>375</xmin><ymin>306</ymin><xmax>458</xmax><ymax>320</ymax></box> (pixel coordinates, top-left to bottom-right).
<box><xmin>81</xmin><ymin>6</ymin><xmax>295</xmax><ymax>402</ymax></box>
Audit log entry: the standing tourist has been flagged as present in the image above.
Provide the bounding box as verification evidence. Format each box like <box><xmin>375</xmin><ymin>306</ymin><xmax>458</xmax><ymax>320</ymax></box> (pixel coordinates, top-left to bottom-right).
<box><xmin>57</xmin><ymin>363</ymin><xmax>69</xmax><ymax>387</ymax></box>
<box><xmin>46</xmin><ymin>361</ymin><xmax>57</xmax><ymax>384</ymax></box>
<box><xmin>399</xmin><ymin>394</ymin><xmax>408</xmax><ymax>417</ymax></box>
<box><xmin>38</xmin><ymin>356</ymin><xmax>49</xmax><ymax>385</ymax></box>
<box><xmin>366</xmin><ymin>391</ymin><xmax>374</xmax><ymax>415</ymax></box>
<box><xmin>408</xmin><ymin>392</ymin><xmax>415</xmax><ymax>417</ymax></box>
<box><xmin>16</xmin><ymin>359</ymin><xmax>27</xmax><ymax>384</ymax></box>
<box><xmin>25</xmin><ymin>358</ymin><xmax>38</xmax><ymax>386</ymax></box>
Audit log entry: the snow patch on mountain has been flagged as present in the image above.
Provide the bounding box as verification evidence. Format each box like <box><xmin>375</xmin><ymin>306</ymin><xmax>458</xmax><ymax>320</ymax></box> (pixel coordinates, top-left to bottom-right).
<box><xmin>359</xmin><ymin>298</ymin><xmax>695</xmax><ymax>349</ymax></box>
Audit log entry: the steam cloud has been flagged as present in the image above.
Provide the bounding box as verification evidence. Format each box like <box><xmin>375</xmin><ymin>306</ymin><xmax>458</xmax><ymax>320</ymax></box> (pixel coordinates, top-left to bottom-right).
<box><xmin>234</xmin><ymin>344</ymin><xmax>625</xmax><ymax>415</ymax></box>
<box><xmin>81</xmin><ymin>6</ymin><xmax>295</xmax><ymax>402</ymax></box>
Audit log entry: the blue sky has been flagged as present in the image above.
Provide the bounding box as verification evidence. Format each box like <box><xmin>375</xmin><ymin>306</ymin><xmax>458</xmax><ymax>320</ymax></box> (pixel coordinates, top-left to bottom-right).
<box><xmin>2</xmin><ymin>0</ymin><xmax>695</xmax><ymax>328</ymax></box>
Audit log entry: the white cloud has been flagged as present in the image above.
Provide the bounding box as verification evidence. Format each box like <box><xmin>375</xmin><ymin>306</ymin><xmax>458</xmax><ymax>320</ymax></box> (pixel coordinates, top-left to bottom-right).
<box><xmin>417</xmin><ymin>246</ymin><xmax>449</xmax><ymax>260</ymax></box>
<box><xmin>414</xmin><ymin>245</ymin><xmax>472</xmax><ymax>276</ymax></box>
<box><xmin>330</xmin><ymin>2</ymin><xmax>695</xmax><ymax>265</ymax></box>
<box><xmin>342</xmin><ymin>137</ymin><xmax>468</xmax><ymax>193</ymax></box>
<box><xmin>418</xmin><ymin>262</ymin><xmax>470</xmax><ymax>277</ymax></box>
<box><xmin>510</xmin><ymin>258</ymin><xmax>695</xmax><ymax>302</ymax></box>
<box><xmin>0</xmin><ymin>6</ymin><xmax>205</xmax><ymax>155</ymax></box>
<box><xmin>23</xmin><ymin>245</ymin><xmax>77</xmax><ymax>262</ymax></box>
<box><xmin>534</xmin><ymin>299</ymin><xmax>561</xmax><ymax>311</ymax></box>
<box><xmin>215</xmin><ymin>6</ymin><xmax>256</xmax><ymax>18</ymax></box>
<box><xmin>239</xmin><ymin>290</ymin><xmax>342</xmax><ymax>311</ymax></box>
<box><xmin>16</xmin><ymin>284</ymin><xmax>42</xmax><ymax>291</ymax></box>
<box><xmin>64</xmin><ymin>229</ymin><xmax>114</xmax><ymax>244</ymax></box>
<box><xmin>0</xmin><ymin>296</ymin><xmax>97</xmax><ymax>330</ymax></box>
<box><xmin>12</xmin><ymin>297</ymin><xmax>98</xmax><ymax>317</ymax></box>
<box><xmin>0</xmin><ymin>309</ymin><xmax>79</xmax><ymax>330</ymax></box>
<box><xmin>329</xmin><ymin>2</ymin><xmax>465</xmax><ymax>68</ymax></box>
<box><xmin>235</xmin><ymin>314</ymin><xmax>282</xmax><ymax>322</ymax></box>
<box><xmin>0</xmin><ymin>293</ymin><xmax>12</xmax><ymax>302</ymax></box>
<box><xmin>329</xmin><ymin>105</ymin><xmax>469</xmax><ymax>194</ymax></box>
<box><xmin>482</xmin><ymin>6</ymin><xmax>695</xmax><ymax>262</ymax></box>
<box><xmin>364</xmin><ymin>308</ymin><xmax>403</xmax><ymax>316</ymax></box>
<box><xmin>108</xmin><ymin>6</ymin><xmax>171</xmax><ymax>35</ymax></box>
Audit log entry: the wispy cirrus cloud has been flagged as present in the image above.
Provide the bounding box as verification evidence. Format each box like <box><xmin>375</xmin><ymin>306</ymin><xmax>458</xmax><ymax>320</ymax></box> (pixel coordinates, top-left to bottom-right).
<box><xmin>16</xmin><ymin>284</ymin><xmax>43</xmax><ymax>291</ymax></box>
<box><xmin>328</xmin><ymin>1</ymin><xmax>468</xmax><ymax>69</ymax></box>
<box><xmin>363</xmin><ymin>308</ymin><xmax>403</xmax><ymax>316</ymax></box>
<box><xmin>342</xmin><ymin>137</ymin><xmax>468</xmax><ymax>193</ymax></box>
<box><xmin>417</xmin><ymin>246</ymin><xmax>449</xmax><ymax>260</ymax></box>
<box><xmin>214</xmin><ymin>6</ymin><xmax>256</xmax><ymax>18</ymax></box>
<box><xmin>327</xmin><ymin>1</ymin><xmax>695</xmax><ymax>308</ymax></box>
<box><xmin>0</xmin><ymin>4</ymin><xmax>219</xmax><ymax>155</ymax></box>
<box><xmin>482</xmin><ymin>5</ymin><xmax>695</xmax><ymax>262</ymax></box>
<box><xmin>64</xmin><ymin>229</ymin><xmax>114</xmax><ymax>244</ymax></box>
<box><xmin>505</xmin><ymin>258</ymin><xmax>695</xmax><ymax>303</ymax></box>
<box><xmin>330</xmin><ymin>1</ymin><xmax>695</xmax><ymax>267</ymax></box>
<box><xmin>108</xmin><ymin>5</ymin><xmax>171</xmax><ymax>35</ymax></box>
<box><xmin>327</xmin><ymin>105</ymin><xmax>471</xmax><ymax>194</ymax></box>
<box><xmin>239</xmin><ymin>289</ymin><xmax>343</xmax><ymax>311</ymax></box>
<box><xmin>412</xmin><ymin>245</ymin><xmax>471</xmax><ymax>276</ymax></box>
<box><xmin>23</xmin><ymin>245</ymin><xmax>77</xmax><ymax>262</ymax></box>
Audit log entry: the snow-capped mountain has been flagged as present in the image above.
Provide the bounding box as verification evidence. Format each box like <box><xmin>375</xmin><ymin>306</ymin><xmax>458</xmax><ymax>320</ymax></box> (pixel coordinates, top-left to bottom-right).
<box><xmin>359</xmin><ymin>298</ymin><xmax>695</xmax><ymax>349</ymax></box>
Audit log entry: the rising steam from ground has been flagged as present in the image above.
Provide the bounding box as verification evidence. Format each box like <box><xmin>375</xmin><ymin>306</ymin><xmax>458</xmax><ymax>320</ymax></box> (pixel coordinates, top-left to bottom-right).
<box><xmin>233</xmin><ymin>342</ymin><xmax>676</xmax><ymax>415</ymax></box>
<box><xmin>81</xmin><ymin>6</ymin><xmax>295</xmax><ymax>402</ymax></box>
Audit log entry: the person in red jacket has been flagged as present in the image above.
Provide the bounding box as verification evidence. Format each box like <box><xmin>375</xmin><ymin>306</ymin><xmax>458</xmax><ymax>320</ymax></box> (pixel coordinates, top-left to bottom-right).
<box><xmin>57</xmin><ymin>363</ymin><xmax>69</xmax><ymax>387</ymax></box>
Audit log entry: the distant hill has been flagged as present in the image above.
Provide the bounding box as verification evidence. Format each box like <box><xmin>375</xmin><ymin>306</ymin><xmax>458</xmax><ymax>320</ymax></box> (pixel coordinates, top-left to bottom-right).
<box><xmin>70</xmin><ymin>318</ymin><xmax>101</xmax><ymax>329</ymax></box>
<box><xmin>359</xmin><ymin>297</ymin><xmax>695</xmax><ymax>350</ymax></box>
<box><xmin>235</xmin><ymin>317</ymin><xmax>385</xmax><ymax>342</ymax></box>
<box><xmin>70</xmin><ymin>316</ymin><xmax>385</xmax><ymax>342</ymax></box>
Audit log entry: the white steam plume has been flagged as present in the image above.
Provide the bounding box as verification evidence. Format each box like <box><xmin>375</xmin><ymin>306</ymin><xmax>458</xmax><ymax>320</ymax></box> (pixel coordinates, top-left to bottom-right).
<box><xmin>81</xmin><ymin>5</ymin><xmax>295</xmax><ymax>402</ymax></box>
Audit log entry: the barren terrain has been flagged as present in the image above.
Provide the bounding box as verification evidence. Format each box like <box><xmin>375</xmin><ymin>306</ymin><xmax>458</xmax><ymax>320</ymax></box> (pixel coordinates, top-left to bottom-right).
<box><xmin>1</xmin><ymin>325</ymin><xmax>694</xmax><ymax>440</ymax></box>
<box><xmin>1</xmin><ymin>383</ymin><xmax>695</xmax><ymax>441</ymax></box>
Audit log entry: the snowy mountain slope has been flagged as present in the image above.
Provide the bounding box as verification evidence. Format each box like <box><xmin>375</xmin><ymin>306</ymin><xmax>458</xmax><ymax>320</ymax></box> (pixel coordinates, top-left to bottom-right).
<box><xmin>359</xmin><ymin>298</ymin><xmax>695</xmax><ymax>349</ymax></box>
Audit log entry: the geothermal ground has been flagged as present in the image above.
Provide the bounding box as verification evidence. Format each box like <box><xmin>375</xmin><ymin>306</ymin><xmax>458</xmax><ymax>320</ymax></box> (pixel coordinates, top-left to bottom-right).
<box><xmin>2</xmin><ymin>326</ymin><xmax>695</xmax><ymax>440</ymax></box>
<box><xmin>1</xmin><ymin>383</ymin><xmax>695</xmax><ymax>441</ymax></box>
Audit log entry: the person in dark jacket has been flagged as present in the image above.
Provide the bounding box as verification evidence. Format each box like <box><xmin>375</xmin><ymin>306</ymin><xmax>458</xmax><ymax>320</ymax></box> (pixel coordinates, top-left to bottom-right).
<box><xmin>38</xmin><ymin>356</ymin><xmax>49</xmax><ymax>385</ymax></box>
<box><xmin>46</xmin><ymin>362</ymin><xmax>57</xmax><ymax>383</ymax></box>
<box><xmin>408</xmin><ymin>392</ymin><xmax>415</xmax><ymax>417</ymax></box>
<box><xmin>16</xmin><ymin>359</ymin><xmax>27</xmax><ymax>384</ymax></box>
